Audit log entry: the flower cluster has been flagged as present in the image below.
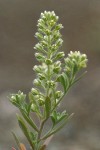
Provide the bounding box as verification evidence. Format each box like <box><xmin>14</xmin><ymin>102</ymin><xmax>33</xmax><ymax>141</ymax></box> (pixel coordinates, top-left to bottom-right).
<box><xmin>10</xmin><ymin>11</ymin><xmax>88</xmax><ymax>150</ymax></box>
<box><xmin>64</xmin><ymin>51</ymin><xmax>88</xmax><ymax>84</ymax></box>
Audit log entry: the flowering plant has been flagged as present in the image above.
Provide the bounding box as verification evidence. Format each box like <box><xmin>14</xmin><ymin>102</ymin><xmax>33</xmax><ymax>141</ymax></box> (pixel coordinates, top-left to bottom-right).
<box><xmin>10</xmin><ymin>11</ymin><xmax>87</xmax><ymax>150</ymax></box>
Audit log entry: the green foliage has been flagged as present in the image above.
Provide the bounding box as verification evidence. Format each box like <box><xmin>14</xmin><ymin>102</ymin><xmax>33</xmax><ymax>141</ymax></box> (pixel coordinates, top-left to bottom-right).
<box><xmin>10</xmin><ymin>11</ymin><xmax>88</xmax><ymax>150</ymax></box>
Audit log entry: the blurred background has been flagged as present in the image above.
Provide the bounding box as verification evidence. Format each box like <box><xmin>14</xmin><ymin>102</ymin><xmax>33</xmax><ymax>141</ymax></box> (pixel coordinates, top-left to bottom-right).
<box><xmin>0</xmin><ymin>0</ymin><xmax>100</xmax><ymax>149</ymax></box>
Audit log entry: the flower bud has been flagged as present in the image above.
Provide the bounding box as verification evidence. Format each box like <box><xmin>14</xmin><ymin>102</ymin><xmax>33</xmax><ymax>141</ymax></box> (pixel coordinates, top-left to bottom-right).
<box><xmin>34</xmin><ymin>43</ymin><xmax>42</xmax><ymax>51</ymax></box>
<box><xmin>17</xmin><ymin>91</ymin><xmax>26</xmax><ymax>102</ymax></box>
<box><xmin>53</xmin><ymin>67</ymin><xmax>61</xmax><ymax>74</ymax></box>
<box><xmin>38</xmin><ymin>98</ymin><xmax>45</xmax><ymax>106</ymax></box>
<box><xmin>11</xmin><ymin>95</ymin><xmax>16</xmax><ymax>101</ymax></box>
<box><xmin>10</xmin><ymin>91</ymin><xmax>26</xmax><ymax>107</ymax></box>
<box><xmin>35</xmin><ymin>32</ymin><xmax>43</xmax><ymax>40</ymax></box>
<box><xmin>45</xmin><ymin>29</ymin><xmax>51</xmax><ymax>35</ymax></box>
<box><xmin>31</xmin><ymin>88</ymin><xmax>39</xmax><ymax>95</ymax></box>
<box><xmin>65</xmin><ymin>51</ymin><xmax>88</xmax><ymax>75</ymax></box>
<box><xmin>49</xmin><ymin>20</ymin><xmax>56</xmax><ymax>27</ymax></box>
<box><xmin>55</xmin><ymin>52</ymin><xmax>65</xmax><ymax>60</ymax></box>
<box><xmin>55</xmin><ymin>91</ymin><xmax>63</xmax><ymax>99</ymax></box>
<box><xmin>35</xmin><ymin>53</ymin><xmax>45</xmax><ymax>62</ymax></box>
<box><xmin>33</xmin><ymin>79</ymin><xmax>41</xmax><ymax>86</ymax></box>
<box><xmin>31</xmin><ymin>103</ymin><xmax>37</xmax><ymax>112</ymax></box>
<box><xmin>38</xmin><ymin>73</ymin><xmax>45</xmax><ymax>80</ymax></box>
<box><xmin>45</xmin><ymin>59</ymin><xmax>52</xmax><ymax>65</ymax></box>
<box><xmin>47</xmin><ymin>80</ymin><xmax>55</xmax><ymax>88</ymax></box>
<box><xmin>33</xmin><ymin>65</ymin><xmax>42</xmax><ymax>73</ymax></box>
<box><xmin>41</xmin><ymin>40</ymin><xmax>48</xmax><ymax>47</ymax></box>
<box><xmin>53</xmin><ymin>61</ymin><xmax>61</xmax><ymax>73</ymax></box>
<box><xmin>55</xmin><ymin>24</ymin><xmax>63</xmax><ymax>30</ymax></box>
<box><xmin>55</xmin><ymin>39</ymin><xmax>63</xmax><ymax>47</ymax></box>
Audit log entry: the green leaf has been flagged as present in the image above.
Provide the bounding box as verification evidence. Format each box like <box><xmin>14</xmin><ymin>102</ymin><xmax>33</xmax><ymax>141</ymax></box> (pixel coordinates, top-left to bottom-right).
<box><xmin>56</xmin><ymin>111</ymin><xmax>68</xmax><ymax>124</ymax></box>
<box><xmin>51</xmin><ymin>115</ymin><xmax>56</xmax><ymax>125</ymax></box>
<box><xmin>50</xmin><ymin>111</ymin><xmax>57</xmax><ymax>125</ymax></box>
<box><xmin>27</xmin><ymin>103</ymin><xmax>32</xmax><ymax>116</ymax></box>
<box><xmin>30</xmin><ymin>132</ymin><xmax>37</xmax><ymax>141</ymax></box>
<box><xmin>51</xmin><ymin>111</ymin><xmax>68</xmax><ymax>126</ymax></box>
<box><xmin>10</xmin><ymin>100</ymin><xmax>20</xmax><ymax>108</ymax></box>
<box><xmin>29</xmin><ymin>92</ymin><xmax>39</xmax><ymax>109</ymax></box>
<box><xmin>17</xmin><ymin>115</ymin><xmax>35</xmax><ymax>150</ymax></box>
<box><xmin>50</xmin><ymin>113</ymin><xmax>73</xmax><ymax>134</ymax></box>
<box><xmin>45</xmin><ymin>97</ymin><xmax>51</xmax><ymax>118</ymax></box>
<box><xmin>20</xmin><ymin>109</ymin><xmax>39</xmax><ymax>132</ymax></box>
<box><xmin>57</xmin><ymin>72</ymin><xmax>69</xmax><ymax>93</ymax></box>
<box><xmin>42</xmin><ymin>113</ymin><xmax>74</xmax><ymax>140</ymax></box>
<box><xmin>29</xmin><ymin>92</ymin><xmax>42</xmax><ymax>117</ymax></box>
<box><xmin>12</xmin><ymin>132</ymin><xmax>21</xmax><ymax>150</ymax></box>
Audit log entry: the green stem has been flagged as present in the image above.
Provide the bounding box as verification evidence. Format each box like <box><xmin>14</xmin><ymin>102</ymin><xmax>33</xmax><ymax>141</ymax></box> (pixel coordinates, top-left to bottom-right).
<box><xmin>37</xmin><ymin>118</ymin><xmax>47</xmax><ymax>140</ymax></box>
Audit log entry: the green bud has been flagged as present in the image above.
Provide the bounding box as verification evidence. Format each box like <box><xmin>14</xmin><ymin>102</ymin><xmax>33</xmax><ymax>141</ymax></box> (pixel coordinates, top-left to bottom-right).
<box><xmin>35</xmin><ymin>95</ymin><xmax>40</xmax><ymax>99</ymax></box>
<box><xmin>55</xmin><ymin>24</ymin><xmax>64</xmax><ymax>30</ymax></box>
<box><xmin>55</xmin><ymin>39</ymin><xmax>63</xmax><ymax>47</ymax></box>
<box><xmin>35</xmin><ymin>53</ymin><xmax>45</xmax><ymax>62</ymax></box>
<box><xmin>35</xmin><ymin>32</ymin><xmax>43</xmax><ymax>40</ymax></box>
<box><xmin>55</xmin><ymin>52</ymin><xmax>65</xmax><ymax>60</ymax></box>
<box><xmin>33</xmin><ymin>65</ymin><xmax>42</xmax><ymax>73</ymax></box>
<box><xmin>53</xmin><ymin>31</ymin><xmax>61</xmax><ymax>41</ymax></box>
<box><xmin>64</xmin><ymin>51</ymin><xmax>88</xmax><ymax>76</ymax></box>
<box><xmin>51</xmin><ymin>44</ymin><xmax>57</xmax><ymax>52</ymax></box>
<box><xmin>49</xmin><ymin>20</ymin><xmax>56</xmax><ymax>26</ymax></box>
<box><xmin>53</xmin><ymin>61</ymin><xmax>61</xmax><ymax>73</ymax></box>
<box><xmin>45</xmin><ymin>59</ymin><xmax>52</xmax><ymax>65</ymax></box>
<box><xmin>55</xmin><ymin>91</ymin><xmax>63</xmax><ymax>99</ymax></box>
<box><xmin>10</xmin><ymin>91</ymin><xmax>26</xmax><ymax>107</ymax></box>
<box><xmin>41</xmin><ymin>40</ymin><xmax>48</xmax><ymax>47</ymax></box>
<box><xmin>31</xmin><ymin>103</ymin><xmax>38</xmax><ymax>112</ymax></box>
<box><xmin>54</xmin><ymin>61</ymin><xmax>61</xmax><ymax>67</ymax></box>
<box><xmin>79</xmin><ymin>60</ymin><xmax>87</xmax><ymax>68</ymax></box>
<box><xmin>34</xmin><ymin>43</ymin><xmax>43</xmax><ymax>51</ymax></box>
<box><xmin>64</xmin><ymin>66</ymin><xmax>71</xmax><ymax>74</ymax></box>
<box><xmin>53</xmin><ymin>67</ymin><xmax>61</xmax><ymax>74</ymax></box>
<box><xmin>38</xmin><ymin>98</ymin><xmax>45</xmax><ymax>106</ymax></box>
<box><xmin>38</xmin><ymin>73</ymin><xmax>45</xmax><ymax>80</ymax></box>
<box><xmin>31</xmin><ymin>88</ymin><xmax>39</xmax><ymax>95</ymax></box>
<box><xmin>33</xmin><ymin>79</ymin><xmax>41</xmax><ymax>86</ymax></box>
<box><xmin>45</xmin><ymin>29</ymin><xmax>51</xmax><ymax>35</ymax></box>
<box><xmin>47</xmin><ymin>80</ymin><xmax>55</xmax><ymax>88</ymax></box>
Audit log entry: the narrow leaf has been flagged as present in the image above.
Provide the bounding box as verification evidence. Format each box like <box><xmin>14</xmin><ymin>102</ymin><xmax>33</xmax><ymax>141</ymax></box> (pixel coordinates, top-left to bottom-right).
<box><xmin>12</xmin><ymin>131</ymin><xmax>21</xmax><ymax>150</ymax></box>
<box><xmin>50</xmin><ymin>113</ymin><xmax>74</xmax><ymax>136</ymax></box>
<box><xmin>20</xmin><ymin>109</ymin><xmax>39</xmax><ymax>132</ymax></box>
<box><xmin>51</xmin><ymin>115</ymin><xmax>56</xmax><ymax>125</ymax></box>
<box><xmin>10</xmin><ymin>100</ymin><xmax>20</xmax><ymax>108</ymax></box>
<box><xmin>27</xmin><ymin>103</ymin><xmax>32</xmax><ymax>116</ymax></box>
<box><xmin>57</xmin><ymin>73</ymin><xmax>68</xmax><ymax>92</ymax></box>
<box><xmin>42</xmin><ymin>113</ymin><xmax>74</xmax><ymax>140</ymax></box>
<box><xmin>56</xmin><ymin>113</ymin><xmax>68</xmax><ymax>124</ymax></box>
<box><xmin>29</xmin><ymin>92</ymin><xmax>41</xmax><ymax>113</ymax></box>
<box><xmin>45</xmin><ymin>97</ymin><xmax>51</xmax><ymax>118</ymax></box>
<box><xmin>17</xmin><ymin>115</ymin><xmax>34</xmax><ymax>150</ymax></box>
